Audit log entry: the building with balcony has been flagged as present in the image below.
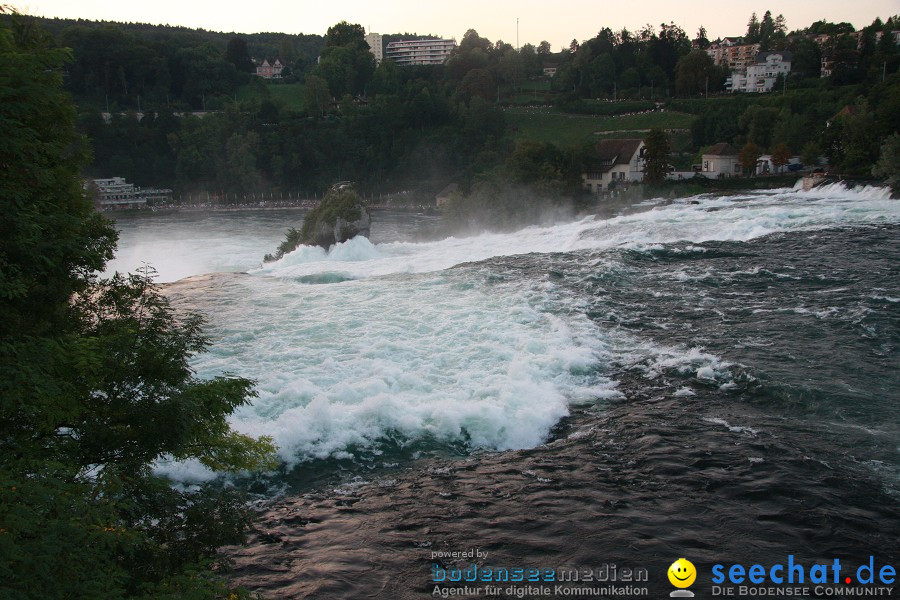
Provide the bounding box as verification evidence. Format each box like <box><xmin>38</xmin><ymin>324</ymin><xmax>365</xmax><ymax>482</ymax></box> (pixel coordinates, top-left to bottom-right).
<box><xmin>89</xmin><ymin>177</ymin><xmax>172</xmax><ymax>210</ymax></box>
<box><xmin>706</xmin><ymin>40</ymin><xmax>760</xmax><ymax>74</ymax></box>
<box><xmin>385</xmin><ymin>38</ymin><xmax>457</xmax><ymax>66</ymax></box>
<box><xmin>730</xmin><ymin>51</ymin><xmax>792</xmax><ymax>93</ymax></box>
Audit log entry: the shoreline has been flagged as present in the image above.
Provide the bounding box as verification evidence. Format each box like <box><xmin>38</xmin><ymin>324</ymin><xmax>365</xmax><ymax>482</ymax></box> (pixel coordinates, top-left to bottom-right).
<box><xmin>99</xmin><ymin>202</ymin><xmax>439</xmax><ymax>215</ymax></box>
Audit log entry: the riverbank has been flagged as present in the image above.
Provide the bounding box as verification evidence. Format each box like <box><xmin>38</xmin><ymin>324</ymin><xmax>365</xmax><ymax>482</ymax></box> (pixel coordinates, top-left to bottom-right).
<box><xmin>644</xmin><ymin>174</ymin><xmax>802</xmax><ymax>198</ymax></box>
<box><xmin>99</xmin><ymin>200</ymin><xmax>439</xmax><ymax>214</ymax></box>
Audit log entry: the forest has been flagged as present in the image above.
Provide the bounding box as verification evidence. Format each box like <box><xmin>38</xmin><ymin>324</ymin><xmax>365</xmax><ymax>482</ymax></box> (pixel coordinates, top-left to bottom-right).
<box><xmin>5</xmin><ymin>12</ymin><xmax>897</xmax><ymax>207</ymax></box>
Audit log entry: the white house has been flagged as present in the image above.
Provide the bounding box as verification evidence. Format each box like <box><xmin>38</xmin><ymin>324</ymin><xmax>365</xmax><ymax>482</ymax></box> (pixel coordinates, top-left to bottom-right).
<box><xmin>700</xmin><ymin>143</ymin><xmax>742</xmax><ymax>178</ymax></box>
<box><xmin>582</xmin><ymin>139</ymin><xmax>645</xmax><ymax>193</ymax></box>
<box><xmin>730</xmin><ymin>51</ymin><xmax>792</xmax><ymax>93</ymax></box>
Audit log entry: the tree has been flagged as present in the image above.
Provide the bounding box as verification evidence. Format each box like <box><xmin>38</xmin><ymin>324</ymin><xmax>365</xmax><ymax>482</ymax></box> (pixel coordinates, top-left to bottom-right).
<box><xmin>643</xmin><ymin>128</ymin><xmax>671</xmax><ymax>185</ymax></box>
<box><xmin>279</xmin><ymin>38</ymin><xmax>296</xmax><ymax>67</ymax></box>
<box><xmin>0</xmin><ymin>11</ymin><xmax>276</xmax><ymax>598</ymax></box>
<box><xmin>225</xmin><ymin>36</ymin><xmax>254</xmax><ymax>73</ymax></box>
<box><xmin>324</xmin><ymin>20</ymin><xmax>368</xmax><ymax>49</ymax></box>
<box><xmin>773</xmin><ymin>14</ymin><xmax>788</xmax><ymax>46</ymax></box>
<box><xmin>759</xmin><ymin>11</ymin><xmax>775</xmax><ymax>50</ymax></box>
<box><xmin>739</xmin><ymin>141</ymin><xmax>763</xmax><ymax>176</ymax></box>
<box><xmin>675</xmin><ymin>50</ymin><xmax>716</xmax><ymax>96</ymax></box>
<box><xmin>872</xmin><ymin>134</ymin><xmax>900</xmax><ymax>194</ymax></box>
<box><xmin>498</xmin><ymin>48</ymin><xmax>525</xmax><ymax>89</ymax></box>
<box><xmin>304</xmin><ymin>73</ymin><xmax>330</xmax><ymax>116</ymax></box>
<box><xmin>801</xmin><ymin>141</ymin><xmax>823</xmax><ymax>169</ymax></box>
<box><xmin>459</xmin><ymin>68</ymin><xmax>495</xmax><ymax>102</ymax></box>
<box><xmin>459</xmin><ymin>29</ymin><xmax>493</xmax><ymax>53</ymax></box>
<box><xmin>740</xmin><ymin>105</ymin><xmax>779</xmax><ymax>149</ymax></box>
<box><xmin>315</xmin><ymin>21</ymin><xmax>375</xmax><ymax>97</ymax></box>
<box><xmin>695</xmin><ymin>26</ymin><xmax>710</xmax><ymax>50</ymax></box>
<box><xmin>746</xmin><ymin>12</ymin><xmax>761</xmax><ymax>43</ymax></box>
<box><xmin>788</xmin><ymin>37</ymin><xmax>822</xmax><ymax>78</ymax></box>
<box><xmin>771</xmin><ymin>142</ymin><xmax>792</xmax><ymax>173</ymax></box>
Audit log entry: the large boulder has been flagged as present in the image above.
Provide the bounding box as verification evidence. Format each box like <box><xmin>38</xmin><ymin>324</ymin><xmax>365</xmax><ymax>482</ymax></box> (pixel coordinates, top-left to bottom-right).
<box><xmin>306</xmin><ymin>201</ymin><xmax>371</xmax><ymax>249</ymax></box>
<box><xmin>263</xmin><ymin>184</ymin><xmax>370</xmax><ymax>262</ymax></box>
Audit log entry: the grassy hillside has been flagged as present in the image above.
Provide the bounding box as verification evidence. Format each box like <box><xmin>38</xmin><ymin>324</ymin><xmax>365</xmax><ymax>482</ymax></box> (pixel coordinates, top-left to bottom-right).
<box><xmin>237</xmin><ymin>82</ymin><xmax>307</xmax><ymax>110</ymax></box>
<box><xmin>504</xmin><ymin>107</ymin><xmax>696</xmax><ymax>146</ymax></box>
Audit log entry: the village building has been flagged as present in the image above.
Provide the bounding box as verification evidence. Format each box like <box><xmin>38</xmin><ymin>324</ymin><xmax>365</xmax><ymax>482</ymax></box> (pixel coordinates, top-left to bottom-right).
<box><xmin>581</xmin><ymin>139</ymin><xmax>646</xmax><ymax>193</ymax></box>
<box><xmin>89</xmin><ymin>177</ymin><xmax>172</xmax><ymax>210</ymax></box>
<box><xmin>706</xmin><ymin>41</ymin><xmax>761</xmax><ymax>73</ymax></box>
<box><xmin>730</xmin><ymin>51</ymin><xmax>792</xmax><ymax>93</ymax></box>
<box><xmin>435</xmin><ymin>182</ymin><xmax>459</xmax><ymax>208</ymax></box>
<box><xmin>700</xmin><ymin>143</ymin><xmax>742</xmax><ymax>178</ymax></box>
<box><xmin>255</xmin><ymin>58</ymin><xmax>285</xmax><ymax>79</ymax></box>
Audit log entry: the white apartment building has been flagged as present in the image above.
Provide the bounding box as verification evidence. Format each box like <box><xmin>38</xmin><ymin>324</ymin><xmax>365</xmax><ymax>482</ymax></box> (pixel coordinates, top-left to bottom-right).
<box><xmin>730</xmin><ymin>51</ymin><xmax>792</xmax><ymax>93</ymax></box>
<box><xmin>365</xmin><ymin>32</ymin><xmax>383</xmax><ymax>64</ymax></box>
<box><xmin>385</xmin><ymin>38</ymin><xmax>457</xmax><ymax>66</ymax></box>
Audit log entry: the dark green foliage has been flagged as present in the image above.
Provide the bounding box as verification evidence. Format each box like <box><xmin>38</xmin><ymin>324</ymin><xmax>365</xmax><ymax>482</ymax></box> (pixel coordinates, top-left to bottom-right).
<box><xmin>675</xmin><ymin>50</ymin><xmax>726</xmax><ymax>96</ymax></box>
<box><xmin>313</xmin><ymin>21</ymin><xmax>375</xmax><ymax>97</ymax></box>
<box><xmin>0</xmin><ymin>17</ymin><xmax>116</xmax><ymax>338</ymax></box>
<box><xmin>264</xmin><ymin>227</ymin><xmax>303</xmax><ymax>262</ymax></box>
<box><xmin>873</xmin><ymin>134</ymin><xmax>900</xmax><ymax>194</ymax></box>
<box><xmin>643</xmin><ymin>128</ymin><xmax>671</xmax><ymax>185</ymax></box>
<box><xmin>9</xmin><ymin>14</ymin><xmax>324</xmax><ymax>111</ymax></box>
<box><xmin>6</xmin><ymin>12</ymin><xmax>898</xmax><ymax>207</ymax></box>
<box><xmin>225</xmin><ymin>36</ymin><xmax>254</xmax><ymax>73</ymax></box>
<box><xmin>0</xmin><ymin>12</ymin><xmax>276</xmax><ymax>598</ymax></box>
<box><xmin>263</xmin><ymin>187</ymin><xmax>369</xmax><ymax>259</ymax></box>
<box><xmin>298</xmin><ymin>187</ymin><xmax>364</xmax><ymax>244</ymax></box>
<box><xmin>739</xmin><ymin>141</ymin><xmax>764</xmax><ymax>176</ymax></box>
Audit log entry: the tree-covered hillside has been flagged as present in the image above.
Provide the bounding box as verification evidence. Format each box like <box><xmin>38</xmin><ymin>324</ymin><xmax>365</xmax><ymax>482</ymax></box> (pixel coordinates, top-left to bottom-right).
<box><xmin>5</xmin><ymin>11</ymin><xmax>900</xmax><ymax>202</ymax></box>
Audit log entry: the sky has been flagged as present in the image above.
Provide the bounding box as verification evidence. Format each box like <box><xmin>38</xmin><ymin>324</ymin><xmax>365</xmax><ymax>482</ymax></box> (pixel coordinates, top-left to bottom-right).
<box><xmin>21</xmin><ymin>0</ymin><xmax>899</xmax><ymax>50</ymax></box>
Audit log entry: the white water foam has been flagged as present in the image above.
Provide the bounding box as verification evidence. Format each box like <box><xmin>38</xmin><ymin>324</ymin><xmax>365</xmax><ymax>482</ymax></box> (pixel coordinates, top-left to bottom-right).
<box><xmin>165</xmin><ymin>268</ymin><xmax>619</xmax><ymax>477</ymax></box>
<box><xmin>149</xmin><ymin>185</ymin><xmax>898</xmax><ymax>478</ymax></box>
<box><xmin>256</xmin><ymin>183</ymin><xmax>899</xmax><ymax>283</ymax></box>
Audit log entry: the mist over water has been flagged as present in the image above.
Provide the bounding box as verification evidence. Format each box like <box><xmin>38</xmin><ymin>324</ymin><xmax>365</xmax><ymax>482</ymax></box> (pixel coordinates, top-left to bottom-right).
<box><xmin>112</xmin><ymin>187</ymin><xmax>900</xmax><ymax>499</ymax></box>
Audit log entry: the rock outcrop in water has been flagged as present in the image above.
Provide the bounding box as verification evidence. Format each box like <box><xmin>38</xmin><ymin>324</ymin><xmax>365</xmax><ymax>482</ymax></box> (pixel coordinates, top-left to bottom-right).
<box><xmin>264</xmin><ymin>184</ymin><xmax>370</xmax><ymax>261</ymax></box>
<box><xmin>300</xmin><ymin>183</ymin><xmax>370</xmax><ymax>249</ymax></box>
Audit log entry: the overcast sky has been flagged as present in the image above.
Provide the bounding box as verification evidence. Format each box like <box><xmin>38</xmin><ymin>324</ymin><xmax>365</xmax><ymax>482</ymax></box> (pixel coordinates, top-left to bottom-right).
<box><xmin>22</xmin><ymin>0</ymin><xmax>899</xmax><ymax>50</ymax></box>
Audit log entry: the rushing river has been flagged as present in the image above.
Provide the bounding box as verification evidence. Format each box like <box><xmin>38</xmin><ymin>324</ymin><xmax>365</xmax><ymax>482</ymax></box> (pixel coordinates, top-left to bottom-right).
<box><xmin>108</xmin><ymin>184</ymin><xmax>900</xmax><ymax>598</ymax></box>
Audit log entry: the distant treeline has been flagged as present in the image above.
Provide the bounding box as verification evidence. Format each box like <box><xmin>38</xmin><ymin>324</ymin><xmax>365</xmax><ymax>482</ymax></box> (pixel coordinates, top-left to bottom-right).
<box><xmin>7</xmin><ymin>12</ymin><xmax>900</xmax><ymax>204</ymax></box>
<box><xmin>11</xmin><ymin>15</ymin><xmax>325</xmax><ymax>110</ymax></box>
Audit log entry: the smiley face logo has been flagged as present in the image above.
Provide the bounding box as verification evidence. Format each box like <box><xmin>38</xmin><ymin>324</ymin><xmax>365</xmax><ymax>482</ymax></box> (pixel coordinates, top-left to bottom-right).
<box><xmin>668</xmin><ymin>558</ymin><xmax>697</xmax><ymax>589</ymax></box>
